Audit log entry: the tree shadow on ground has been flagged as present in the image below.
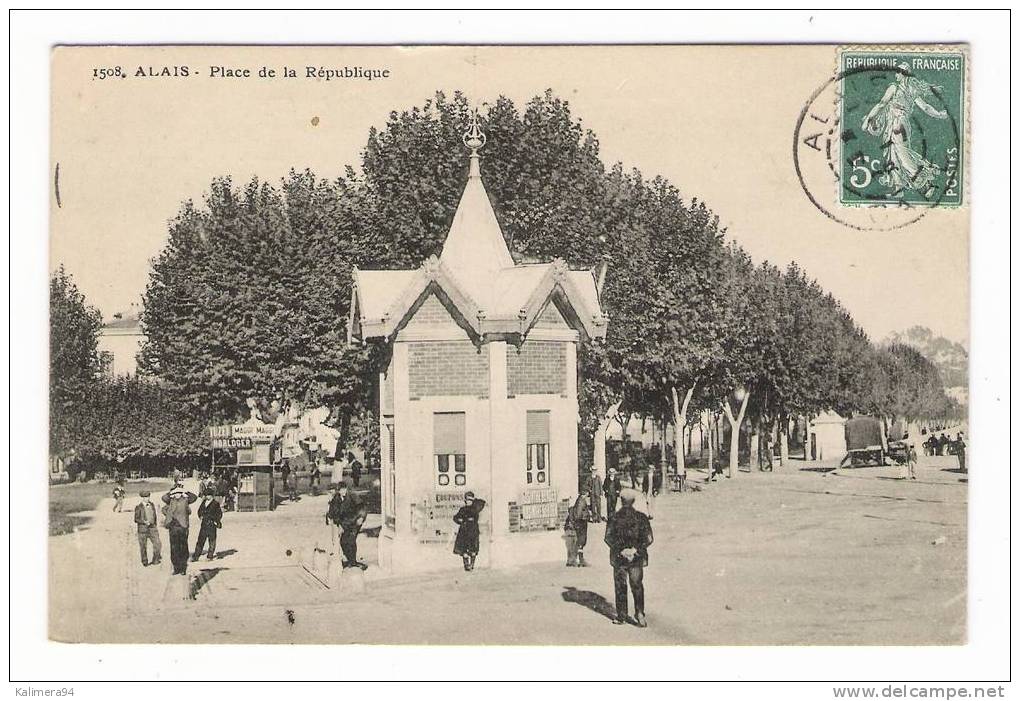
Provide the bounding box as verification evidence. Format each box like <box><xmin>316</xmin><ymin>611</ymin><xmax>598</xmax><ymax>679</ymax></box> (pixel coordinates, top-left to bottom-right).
<box><xmin>942</xmin><ymin>467</ymin><xmax>967</xmax><ymax>474</ymax></box>
<box><xmin>799</xmin><ymin>466</ymin><xmax>837</xmax><ymax>474</ymax></box>
<box><xmin>190</xmin><ymin>567</ymin><xmax>225</xmax><ymax>598</ymax></box>
<box><xmin>562</xmin><ymin>586</ymin><xmax>617</xmax><ymax>621</ymax></box>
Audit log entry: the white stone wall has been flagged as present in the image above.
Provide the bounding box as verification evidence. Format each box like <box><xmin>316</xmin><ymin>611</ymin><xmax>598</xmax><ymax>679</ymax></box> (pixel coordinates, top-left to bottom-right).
<box><xmin>379</xmin><ymin>335</ymin><xmax>580</xmax><ymax>574</ymax></box>
<box><xmin>97</xmin><ymin>332</ymin><xmax>143</xmax><ymax>376</ymax></box>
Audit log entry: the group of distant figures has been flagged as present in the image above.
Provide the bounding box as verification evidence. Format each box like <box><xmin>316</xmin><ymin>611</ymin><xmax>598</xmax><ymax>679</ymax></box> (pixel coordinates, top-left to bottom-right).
<box><xmin>921</xmin><ymin>430</ymin><xmax>967</xmax><ymax>465</ymax></box>
<box><xmin>119</xmin><ymin>471</ymin><xmax>372</xmax><ymax>599</ymax></box>
<box><xmin>124</xmin><ymin>476</ymin><xmax>223</xmax><ymax>580</ymax></box>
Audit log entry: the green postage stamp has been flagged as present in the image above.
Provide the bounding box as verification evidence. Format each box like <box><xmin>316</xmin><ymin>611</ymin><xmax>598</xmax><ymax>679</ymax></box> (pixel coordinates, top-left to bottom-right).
<box><xmin>838</xmin><ymin>48</ymin><xmax>966</xmax><ymax>207</ymax></box>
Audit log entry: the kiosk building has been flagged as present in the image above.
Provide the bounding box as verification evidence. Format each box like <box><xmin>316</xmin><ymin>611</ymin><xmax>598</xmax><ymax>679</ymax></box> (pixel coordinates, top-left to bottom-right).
<box><xmin>348</xmin><ymin>116</ymin><xmax>608</xmax><ymax>572</ymax></box>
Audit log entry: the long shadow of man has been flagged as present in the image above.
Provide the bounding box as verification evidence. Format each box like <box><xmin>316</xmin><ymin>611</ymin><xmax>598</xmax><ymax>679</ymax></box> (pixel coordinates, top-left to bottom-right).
<box><xmin>561</xmin><ymin>586</ymin><xmax>617</xmax><ymax>621</ymax></box>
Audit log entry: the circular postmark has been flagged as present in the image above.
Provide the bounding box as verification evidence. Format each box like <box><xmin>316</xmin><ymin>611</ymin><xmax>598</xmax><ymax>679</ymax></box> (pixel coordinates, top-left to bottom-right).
<box><xmin>794</xmin><ymin>59</ymin><xmax>964</xmax><ymax>232</ymax></box>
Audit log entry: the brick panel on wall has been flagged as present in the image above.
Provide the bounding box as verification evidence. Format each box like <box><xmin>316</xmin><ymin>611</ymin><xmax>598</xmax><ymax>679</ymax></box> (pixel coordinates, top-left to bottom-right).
<box><xmin>507</xmin><ymin>340</ymin><xmax>567</xmax><ymax>396</ymax></box>
<box><xmin>406</xmin><ymin>293</ymin><xmax>456</xmax><ymax>327</ymax></box>
<box><xmin>533</xmin><ymin>302</ymin><xmax>570</xmax><ymax>329</ymax></box>
<box><xmin>408</xmin><ymin>341</ymin><xmax>489</xmax><ymax>399</ymax></box>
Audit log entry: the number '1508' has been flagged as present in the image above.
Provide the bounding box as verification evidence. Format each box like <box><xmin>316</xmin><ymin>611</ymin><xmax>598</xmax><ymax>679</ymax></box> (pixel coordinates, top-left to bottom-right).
<box><xmin>92</xmin><ymin>66</ymin><xmax>124</xmax><ymax>80</ymax></box>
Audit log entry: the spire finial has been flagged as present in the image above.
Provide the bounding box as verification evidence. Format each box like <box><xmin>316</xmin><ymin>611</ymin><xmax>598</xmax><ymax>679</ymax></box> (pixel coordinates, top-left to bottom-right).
<box><xmin>463</xmin><ymin>108</ymin><xmax>486</xmax><ymax>154</ymax></box>
<box><xmin>463</xmin><ymin>108</ymin><xmax>486</xmax><ymax>177</ymax></box>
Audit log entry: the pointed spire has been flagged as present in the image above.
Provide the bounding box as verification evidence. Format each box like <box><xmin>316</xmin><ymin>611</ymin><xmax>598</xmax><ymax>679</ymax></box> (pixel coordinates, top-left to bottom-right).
<box><xmin>439</xmin><ymin>108</ymin><xmax>514</xmax><ymax>305</ymax></box>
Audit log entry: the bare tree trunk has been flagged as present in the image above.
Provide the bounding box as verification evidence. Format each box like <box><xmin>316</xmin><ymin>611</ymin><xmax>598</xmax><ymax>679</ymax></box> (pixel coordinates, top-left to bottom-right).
<box><xmin>593</xmin><ymin>401</ymin><xmax>621</xmax><ymax>479</ymax></box>
<box><xmin>670</xmin><ymin>384</ymin><xmax>695</xmax><ymax>481</ymax></box>
<box><xmin>749</xmin><ymin>421</ymin><xmax>760</xmax><ymax>471</ymax></box>
<box><xmin>659</xmin><ymin>415</ymin><xmax>667</xmax><ymax>476</ymax></box>
<box><xmin>720</xmin><ymin>388</ymin><xmax>751</xmax><ymax>478</ymax></box>
<box><xmin>338</xmin><ymin>411</ymin><xmax>352</xmax><ymax>458</ymax></box>
<box><xmin>779</xmin><ymin>413</ymin><xmax>789</xmax><ymax>467</ymax></box>
<box><xmin>704</xmin><ymin>409</ymin><xmax>715</xmax><ymax>481</ymax></box>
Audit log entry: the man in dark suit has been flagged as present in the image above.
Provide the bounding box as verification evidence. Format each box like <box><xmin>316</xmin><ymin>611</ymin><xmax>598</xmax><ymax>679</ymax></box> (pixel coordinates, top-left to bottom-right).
<box><xmin>602</xmin><ymin>467</ymin><xmax>623</xmax><ymax>517</ymax></box>
<box><xmin>582</xmin><ymin>465</ymin><xmax>603</xmax><ymax>522</ymax></box>
<box><xmin>337</xmin><ymin>479</ymin><xmax>368</xmax><ymax>570</ymax></box>
<box><xmin>604</xmin><ymin>489</ymin><xmax>654</xmax><ymax>627</ymax></box>
<box><xmin>192</xmin><ymin>494</ymin><xmax>223</xmax><ymax>561</ymax></box>
<box><xmin>348</xmin><ymin>452</ymin><xmax>363</xmax><ymax>488</ymax></box>
<box><xmin>133</xmin><ymin>490</ymin><xmax>162</xmax><ymax>567</ymax></box>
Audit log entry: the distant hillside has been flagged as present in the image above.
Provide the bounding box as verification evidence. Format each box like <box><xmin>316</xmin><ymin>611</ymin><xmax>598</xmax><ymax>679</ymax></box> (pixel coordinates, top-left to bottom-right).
<box><xmin>883</xmin><ymin>326</ymin><xmax>969</xmax><ymax>390</ymax></box>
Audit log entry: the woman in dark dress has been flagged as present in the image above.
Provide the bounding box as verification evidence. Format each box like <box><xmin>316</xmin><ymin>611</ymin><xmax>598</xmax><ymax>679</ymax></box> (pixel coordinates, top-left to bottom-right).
<box><xmin>453</xmin><ymin>491</ymin><xmax>486</xmax><ymax>571</ymax></box>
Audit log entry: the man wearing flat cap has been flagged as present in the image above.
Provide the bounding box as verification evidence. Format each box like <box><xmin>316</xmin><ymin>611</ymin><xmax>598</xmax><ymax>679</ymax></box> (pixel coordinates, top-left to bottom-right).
<box><xmin>133</xmin><ymin>490</ymin><xmax>162</xmax><ymax>567</ymax></box>
<box><xmin>336</xmin><ymin>479</ymin><xmax>368</xmax><ymax>570</ymax></box>
<box><xmin>604</xmin><ymin>488</ymin><xmax>654</xmax><ymax>627</ymax></box>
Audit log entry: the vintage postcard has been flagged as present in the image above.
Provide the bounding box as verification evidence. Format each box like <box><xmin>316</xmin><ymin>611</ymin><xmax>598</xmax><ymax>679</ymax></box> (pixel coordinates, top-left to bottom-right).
<box><xmin>49</xmin><ymin>44</ymin><xmax>969</xmax><ymax>646</ymax></box>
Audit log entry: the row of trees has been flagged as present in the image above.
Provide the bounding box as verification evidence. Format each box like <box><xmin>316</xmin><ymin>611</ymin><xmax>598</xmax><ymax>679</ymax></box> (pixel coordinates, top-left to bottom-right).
<box><xmin>50</xmin><ymin>268</ymin><xmax>206</xmax><ymax>474</ymax></box>
<box><xmin>52</xmin><ymin>89</ymin><xmax>962</xmax><ymax>472</ymax></box>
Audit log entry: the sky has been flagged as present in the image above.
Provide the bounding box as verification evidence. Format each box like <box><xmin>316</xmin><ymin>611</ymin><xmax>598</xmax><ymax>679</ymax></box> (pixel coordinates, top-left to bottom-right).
<box><xmin>50</xmin><ymin>45</ymin><xmax>969</xmax><ymax>345</ymax></box>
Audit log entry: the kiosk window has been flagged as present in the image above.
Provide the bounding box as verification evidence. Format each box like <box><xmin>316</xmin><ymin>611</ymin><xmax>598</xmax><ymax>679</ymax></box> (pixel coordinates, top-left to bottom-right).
<box><xmin>434</xmin><ymin>412</ymin><xmax>466</xmax><ymax>488</ymax></box>
<box><xmin>526</xmin><ymin>410</ymin><xmax>550</xmax><ymax>485</ymax></box>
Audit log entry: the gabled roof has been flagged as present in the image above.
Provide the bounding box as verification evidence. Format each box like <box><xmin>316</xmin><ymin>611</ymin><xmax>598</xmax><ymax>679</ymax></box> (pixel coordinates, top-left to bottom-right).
<box><xmin>351</xmin><ymin>256</ymin><xmax>483</xmax><ymax>340</ymax></box>
<box><xmin>349</xmin><ymin>115</ymin><xmax>607</xmax><ymax>345</ymax></box>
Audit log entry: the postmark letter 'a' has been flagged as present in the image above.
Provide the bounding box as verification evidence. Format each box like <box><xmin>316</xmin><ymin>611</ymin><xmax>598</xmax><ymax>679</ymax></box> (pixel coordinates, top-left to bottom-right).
<box><xmin>802</xmin><ymin>132</ymin><xmax>824</xmax><ymax>152</ymax></box>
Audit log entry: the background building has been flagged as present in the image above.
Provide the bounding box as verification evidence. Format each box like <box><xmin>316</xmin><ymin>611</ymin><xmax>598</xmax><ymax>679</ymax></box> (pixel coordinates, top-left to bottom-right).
<box><xmin>97</xmin><ymin>307</ymin><xmax>143</xmax><ymax>376</ymax></box>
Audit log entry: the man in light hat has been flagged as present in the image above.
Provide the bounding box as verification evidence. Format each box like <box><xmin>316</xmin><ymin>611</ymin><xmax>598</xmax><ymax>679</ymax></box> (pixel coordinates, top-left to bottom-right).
<box><xmin>604</xmin><ymin>488</ymin><xmax>654</xmax><ymax>627</ymax></box>
<box><xmin>603</xmin><ymin>466</ymin><xmax>623</xmax><ymax>517</ymax></box>
<box><xmin>133</xmin><ymin>490</ymin><xmax>162</xmax><ymax>567</ymax></box>
<box><xmin>161</xmin><ymin>477</ymin><xmax>198</xmax><ymax>576</ymax></box>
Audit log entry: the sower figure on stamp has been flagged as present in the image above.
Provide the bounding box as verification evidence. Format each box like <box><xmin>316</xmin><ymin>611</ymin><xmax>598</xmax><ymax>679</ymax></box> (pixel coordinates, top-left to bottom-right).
<box><xmin>133</xmin><ymin>490</ymin><xmax>162</xmax><ymax>567</ymax></box>
<box><xmin>605</xmin><ymin>489</ymin><xmax>654</xmax><ymax>628</ymax></box>
<box><xmin>161</xmin><ymin>478</ymin><xmax>198</xmax><ymax>576</ymax></box>
<box><xmin>192</xmin><ymin>493</ymin><xmax>222</xmax><ymax>561</ymax></box>
<box><xmin>861</xmin><ymin>62</ymin><xmax>948</xmax><ymax>200</ymax></box>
